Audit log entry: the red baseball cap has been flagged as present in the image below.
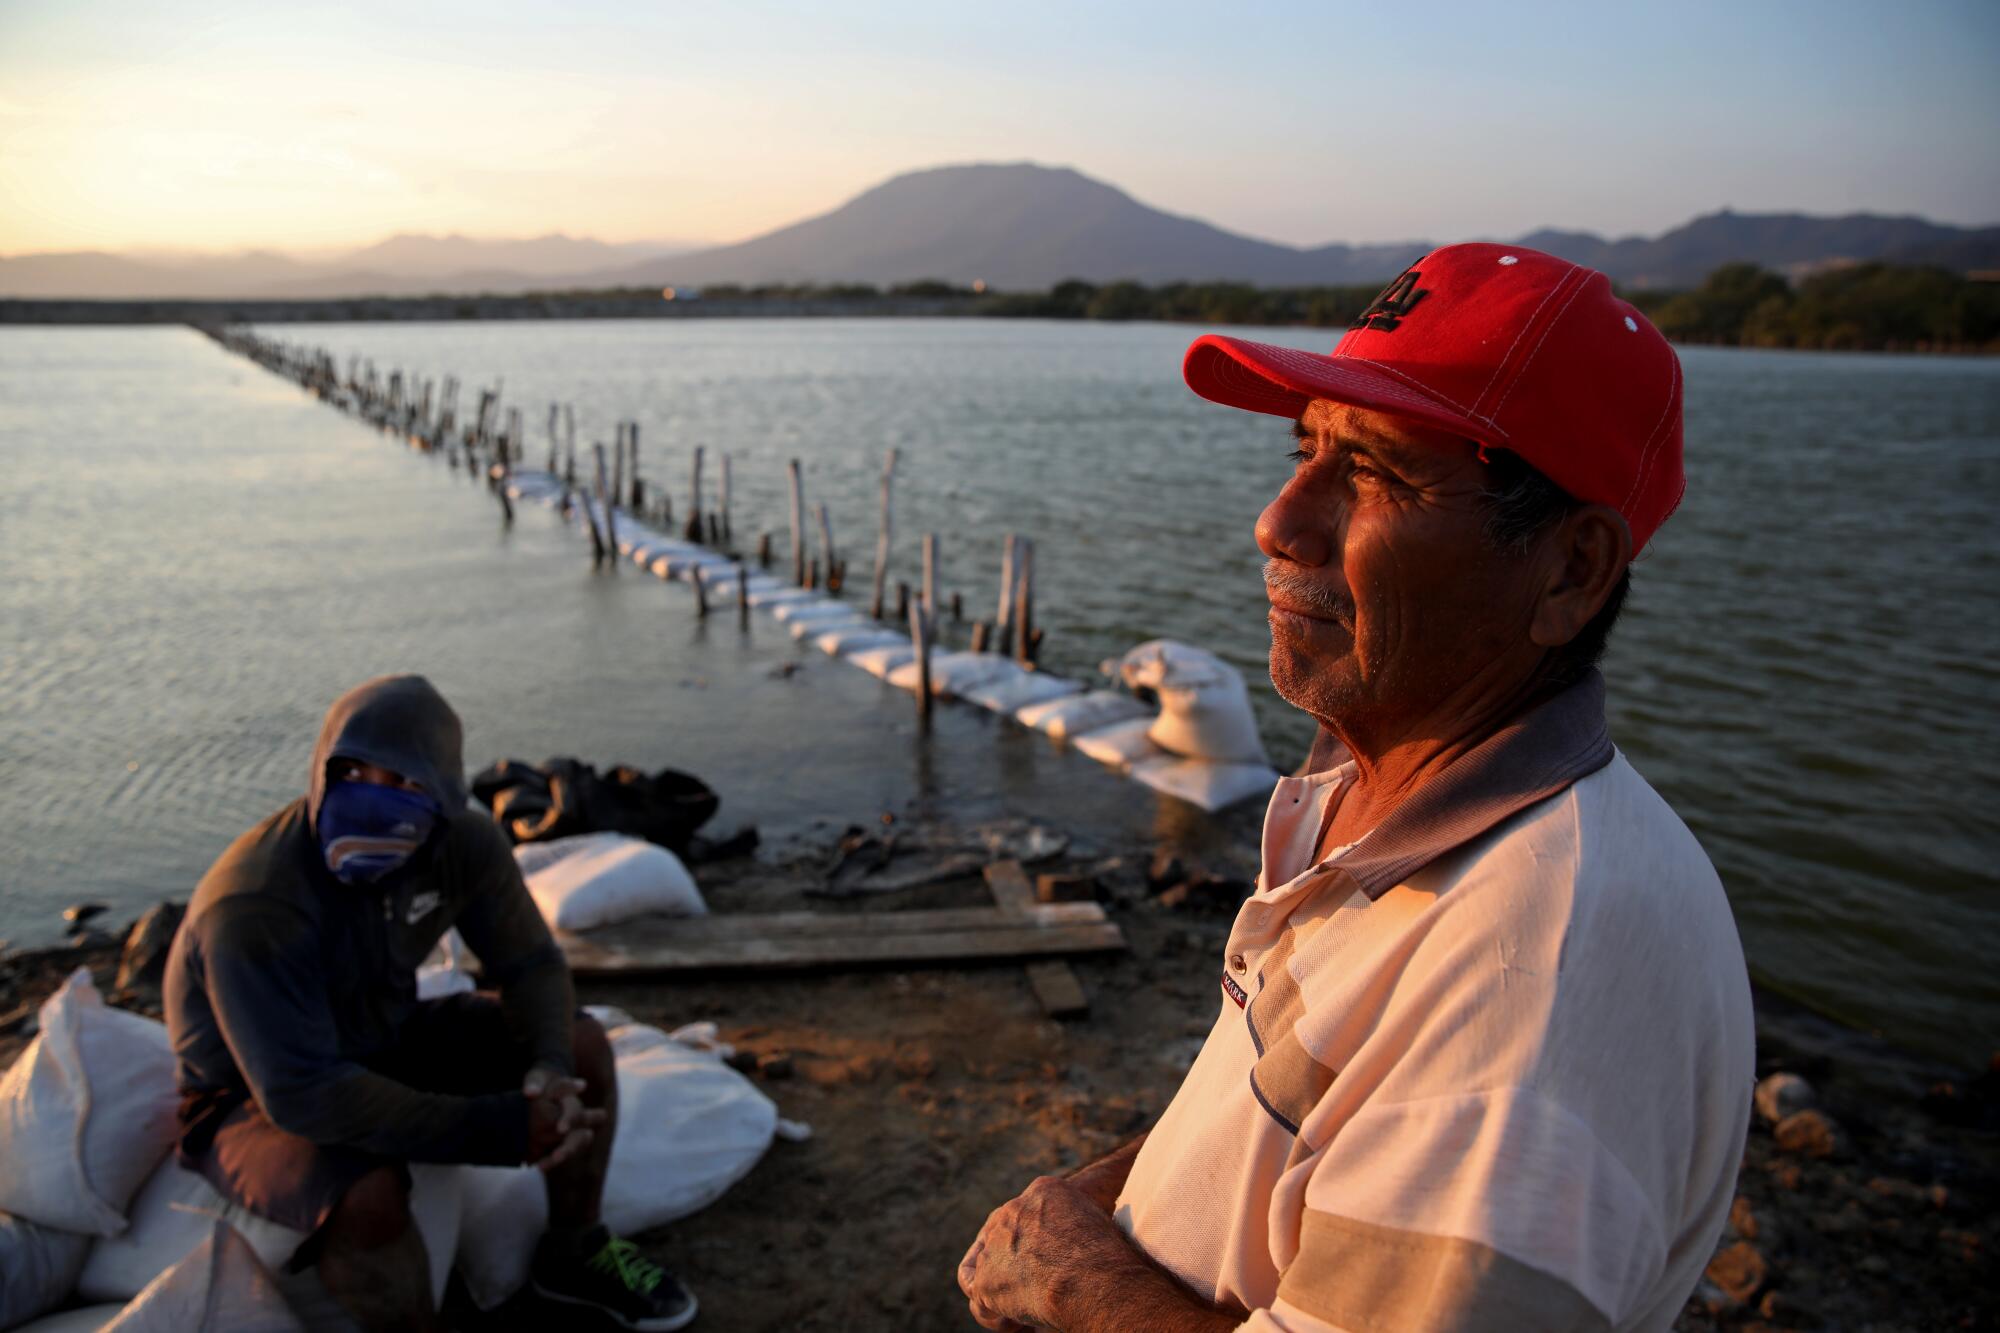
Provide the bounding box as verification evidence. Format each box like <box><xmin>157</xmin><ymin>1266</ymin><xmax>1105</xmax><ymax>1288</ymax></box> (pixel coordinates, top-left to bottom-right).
<box><xmin>1183</xmin><ymin>242</ymin><xmax>1684</xmax><ymax>553</ymax></box>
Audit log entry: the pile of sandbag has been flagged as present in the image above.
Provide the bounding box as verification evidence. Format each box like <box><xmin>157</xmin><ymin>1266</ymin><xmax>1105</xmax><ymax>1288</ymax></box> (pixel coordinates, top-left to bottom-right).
<box><xmin>1</xmin><ymin>970</ymin><xmax>795</xmax><ymax>1331</ymax></box>
<box><xmin>1019</xmin><ymin>640</ymin><xmax>1280</xmax><ymax>814</ymax></box>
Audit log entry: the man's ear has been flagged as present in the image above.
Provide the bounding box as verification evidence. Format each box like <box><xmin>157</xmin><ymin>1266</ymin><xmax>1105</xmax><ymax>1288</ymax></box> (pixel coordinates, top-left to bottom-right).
<box><xmin>1529</xmin><ymin>505</ymin><xmax>1631</xmax><ymax>648</ymax></box>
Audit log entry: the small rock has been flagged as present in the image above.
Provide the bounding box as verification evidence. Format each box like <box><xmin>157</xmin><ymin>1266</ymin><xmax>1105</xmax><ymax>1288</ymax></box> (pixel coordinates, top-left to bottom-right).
<box><xmin>1729</xmin><ymin>1195</ymin><xmax>1759</xmax><ymax>1240</ymax></box>
<box><xmin>1754</xmin><ymin>1072</ymin><xmax>1816</xmax><ymax>1126</ymax></box>
<box><xmin>1774</xmin><ymin>1108</ymin><xmax>1843</xmax><ymax>1158</ymax></box>
<box><xmin>1704</xmin><ymin>1240</ymin><xmax>1767</xmax><ymax>1305</ymax></box>
<box><xmin>62</xmin><ymin>902</ymin><xmax>109</xmax><ymax>928</ymax></box>
<box><xmin>798</xmin><ymin>1057</ymin><xmax>853</xmax><ymax>1088</ymax></box>
<box><xmin>755</xmin><ymin>1053</ymin><xmax>794</xmax><ymax>1080</ymax></box>
<box><xmin>114</xmin><ymin>901</ymin><xmax>185</xmax><ymax>993</ymax></box>
<box><xmin>1036</xmin><ymin>873</ymin><xmax>1099</xmax><ymax>904</ymax></box>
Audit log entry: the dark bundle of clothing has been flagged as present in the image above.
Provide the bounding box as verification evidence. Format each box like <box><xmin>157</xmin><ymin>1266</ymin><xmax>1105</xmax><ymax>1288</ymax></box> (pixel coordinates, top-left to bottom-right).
<box><xmin>472</xmin><ymin>758</ymin><xmax>749</xmax><ymax>860</ymax></box>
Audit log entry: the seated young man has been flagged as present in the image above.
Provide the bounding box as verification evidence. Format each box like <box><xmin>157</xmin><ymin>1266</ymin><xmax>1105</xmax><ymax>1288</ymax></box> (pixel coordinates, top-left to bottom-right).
<box><xmin>164</xmin><ymin>673</ymin><xmax>695</xmax><ymax>1332</ymax></box>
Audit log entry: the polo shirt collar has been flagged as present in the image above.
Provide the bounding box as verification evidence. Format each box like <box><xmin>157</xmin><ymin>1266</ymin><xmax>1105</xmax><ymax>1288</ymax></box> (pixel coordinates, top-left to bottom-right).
<box><xmin>1269</xmin><ymin>669</ymin><xmax>1615</xmax><ymax>903</ymax></box>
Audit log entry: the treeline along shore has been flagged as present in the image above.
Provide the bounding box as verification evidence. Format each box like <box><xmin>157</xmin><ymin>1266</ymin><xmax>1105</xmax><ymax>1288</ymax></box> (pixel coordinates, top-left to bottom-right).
<box><xmin>5</xmin><ymin>260</ymin><xmax>1996</xmax><ymax>353</ymax></box>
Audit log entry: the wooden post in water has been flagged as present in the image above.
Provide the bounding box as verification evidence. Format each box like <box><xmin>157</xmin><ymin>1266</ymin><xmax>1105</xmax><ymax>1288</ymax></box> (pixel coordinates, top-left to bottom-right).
<box><xmin>807</xmin><ymin>557</ymin><xmax>820</xmax><ymax>590</ymax></box>
<box><xmin>1014</xmin><ymin>538</ymin><xmax>1036</xmax><ymax>666</ymax></box>
<box><xmin>896</xmin><ymin>581</ymin><xmax>910</xmax><ymax>623</ymax></box>
<box><xmin>909</xmin><ymin>592</ymin><xmax>933</xmax><ymax>729</ymax></box>
<box><xmin>611</xmin><ymin>423</ymin><xmax>627</xmax><ymax>516</ymax></box>
<box><xmin>692</xmin><ymin>566</ymin><xmax>709</xmax><ymax>617</ymax></box>
<box><xmin>719</xmin><ymin>455</ymin><xmax>733</xmax><ymax>542</ymax></box>
<box><xmin>593</xmin><ymin>442</ymin><xmax>617</xmax><ymax>570</ymax></box>
<box><xmin>817</xmin><ymin>504</ymin><xmax>837</xmax><ymax>595</ymax></box>
<box><xmin>708</xmin><ymin>513</ymin><xmax>721</xmax><ymax>547</ymax></box>
<box><xmin>547</xmin><ymin>404</ymin><xmax>560</xmax><ymax>472</ymax></box>
<box><xmin>871</xmin><ymin>448</ymin><xmax>897</xmax><ymax>621</ymax></box>
<box><xmin>685</xmin><ymin>446</ymin><xmax>706</xmax><ymax>544</ymax></box>
<box><xmin>950</xmin><ymin>591</ymin><xmax>963</xmax><ymax>623</ymax></box>
<box><xmin>787</xmin><ymin>459</ymin><xmax>805</xmax><ymax>585</ymax></box>
<box><xmin>737</xmin><ymin>563</ymin><xmax>750</xmax><ymax>629</ymax></box>
<box><xmin>995</xmin><ymin>534</ymin><xmax>1018</xmax><ymax>656</ymax></box>
<box><xmin>921</xmin><ymin>533</ymin><xmax>938</xmax><ymax>625</ymax></box>
<box><xmin>757</xmin><ymin>531</ymin><xmax>772</xmax><ymax>568</ymax></box>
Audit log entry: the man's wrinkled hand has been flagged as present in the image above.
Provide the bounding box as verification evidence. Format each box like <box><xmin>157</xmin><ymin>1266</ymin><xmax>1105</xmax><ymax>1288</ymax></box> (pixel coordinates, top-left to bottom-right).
<box><xmin>523</xmin><ymin>1064</ymin><xmax>604</xmax><ymax>1171</ymax></box>
<box><xmin>958</xmin><ymin>1174</ymin><xmax>1132</xmax><ymax>1331</ymax></box>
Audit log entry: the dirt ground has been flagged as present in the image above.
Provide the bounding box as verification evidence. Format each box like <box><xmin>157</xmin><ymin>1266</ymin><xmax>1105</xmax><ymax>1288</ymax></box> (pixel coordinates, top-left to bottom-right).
<box><xmin>4</xmin><ymin>818</ymin><xmax>1995</xmax><ymax>1333</ymax></box>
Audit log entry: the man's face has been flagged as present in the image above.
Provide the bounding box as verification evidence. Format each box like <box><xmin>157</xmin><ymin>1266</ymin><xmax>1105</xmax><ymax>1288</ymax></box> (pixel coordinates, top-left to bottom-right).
<box><xmin>1256</xmin><ymin>400</ymin><xmax>1543</xmax><ymax>740</ymax></box>
<box><xmin>327</xmin><ymin>757</ymin><xmax>425</xmax><ymax>793</ymax></box>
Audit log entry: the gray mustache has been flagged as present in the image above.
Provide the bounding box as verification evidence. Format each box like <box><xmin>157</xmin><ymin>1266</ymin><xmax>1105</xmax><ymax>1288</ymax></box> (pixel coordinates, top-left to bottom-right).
<box><xmin>1263</xmin><ymin>560</ymin><xmax>1352</xmax><ymax>620</ymax></box>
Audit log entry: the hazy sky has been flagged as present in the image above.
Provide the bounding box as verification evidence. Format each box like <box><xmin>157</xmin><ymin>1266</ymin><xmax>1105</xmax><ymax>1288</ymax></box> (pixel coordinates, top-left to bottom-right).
<box><xmin>3</xmin><ymin>0</ymin><xmax>1996</xmax><ymax>255</ymax></box>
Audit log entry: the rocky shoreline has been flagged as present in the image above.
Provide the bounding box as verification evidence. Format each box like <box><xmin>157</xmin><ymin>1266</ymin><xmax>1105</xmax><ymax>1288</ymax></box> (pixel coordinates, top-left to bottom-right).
<box><xmin>4</xmin><ymin>824</ymin><xmax>1994</xmax><ymax>1332</ymax></box>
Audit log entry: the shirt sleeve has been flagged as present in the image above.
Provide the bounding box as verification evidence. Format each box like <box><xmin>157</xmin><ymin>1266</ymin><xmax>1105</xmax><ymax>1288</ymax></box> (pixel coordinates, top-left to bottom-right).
<box><xmin>1237</xmin><ymin>1085</ymin><xmax>1663</xmax><ymax>1333</ymax></box>
<box><xmin>199</xmin><ymin>899</ymin><xmax>530</xmax><ymax>1165</ymax></box>
<box><xmin>446</xmin><ymin>814</ymin><xmax>576</xmax><ymax>1077</ymax></box>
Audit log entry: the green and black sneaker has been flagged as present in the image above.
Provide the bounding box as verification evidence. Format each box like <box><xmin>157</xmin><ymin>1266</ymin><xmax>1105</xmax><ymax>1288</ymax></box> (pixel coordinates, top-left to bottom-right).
<box><xmin>530</xmin><ymin>1225</ymin><xmax>698</xmax><ymax>1331</ymax></box>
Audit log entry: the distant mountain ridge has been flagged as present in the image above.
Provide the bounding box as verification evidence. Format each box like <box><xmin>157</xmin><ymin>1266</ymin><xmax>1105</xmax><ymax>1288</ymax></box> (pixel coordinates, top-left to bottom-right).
<box><xmin>4</xmin><ymin>163</ymin><xmax>1995</xmax><ymax>299</ymax></box>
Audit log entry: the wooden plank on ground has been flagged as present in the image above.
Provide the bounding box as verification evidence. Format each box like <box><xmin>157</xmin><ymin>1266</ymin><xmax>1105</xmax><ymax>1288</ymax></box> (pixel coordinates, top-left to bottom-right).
<box><xmin>984</xmin><ymin>859</ymin><xmax>1095</xmax><ymax>1018</ymax></box>
<box><xmin>572</xmin><ymin>902</ymin><xmax>1104</xmax><ymax>946</ymax></box>
<box><xmin>558</xmin><ymin>918</ymin><xmax>1124</xmax><ymax>977</ymax></box>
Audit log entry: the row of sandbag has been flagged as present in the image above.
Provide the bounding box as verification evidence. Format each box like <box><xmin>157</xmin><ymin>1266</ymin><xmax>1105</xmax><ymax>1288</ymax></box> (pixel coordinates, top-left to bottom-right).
<box><xmin>0</xmin><ymin>969</ymin><xmax>798</xmax><ymax>1331</ymax></box>
<box><xmin>504</xmin><ymin>474</ymin><xmax>1280</xmax><ymax>812</ymax></box>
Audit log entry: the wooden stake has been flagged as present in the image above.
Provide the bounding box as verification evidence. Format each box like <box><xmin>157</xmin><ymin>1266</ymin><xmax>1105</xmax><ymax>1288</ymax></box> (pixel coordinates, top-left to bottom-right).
<box><xmin>922</xmin><ymin>532</ymin><xmax>938</xmax><ymax>623</ymax></box>
<box><xmin>738</xmin><ymin>563</ymin><xmax>750</xmax><ymax>629</ymax></box>
<box><xmin>686</xmin><ymin>445</ymin><xmax>705</xmax><ymax>543</ymax></box>
<box><xmin>996</xmin><ymin>533</ymin><xmax>1018</xmax><ymax>656</ymax></box>
<box><xmin>950</xmin><ymin>591</ymin><xmax>963</xmax><ymax>623</ymax></box>
<box><xmin>910</xmin><ymin>596</ymin><xmax>933</xmax><ymax>727</ymax></box>
<box><xmin>808</xmin><ymin>556</ymin><xmax>821</xmax><ymax>590</ymax></box>
<box><xmin>693</xmin><ymin>566</ymin><xmax>709</xmax><ymax>616</ymax></box>
<box><xmin>896</xmin><ymin>581</ymin><xmax>910</xmax><ymax>623</ymax></box>
<box><xmin>758</xmin><ymin>531</ymin><xmax>772</xmax><ymax>568</ymax></box>
<box><xmin>971</xmin><ymin>620</ymin><xmax>991</xmax><ymax>653</ymax></box>
<box><xmin>611</xmin><ymin>423</ymin><xmax>626</xmax><ymax>515</ymax></box>
<box><xmin>1014</xmin><ymin>538</ymin><xmax>1036</xmax><ymax>665</ymax></box>
<box><xmin>719</xmin><ymin>454</ymin><xmax>733</xmax><ymax>541</ymax></box>
<box><xmin>816</xmin><ymin>503</ymin><xmax>837</xmax><ymax>595</ymax></box>
<box><xmin>594</xmin><ymin>442</ymin><xmax>618</xmax><ymax>569</ymax></box>
<box><xmin>787</xmin><ymin>459</ymin><xmax>805</xmax><ymax>585</ymax></box>
<box><xmin>871</xmin><ymin>448</ymin><xmax>898</xmax><ymax>620</ymax></box>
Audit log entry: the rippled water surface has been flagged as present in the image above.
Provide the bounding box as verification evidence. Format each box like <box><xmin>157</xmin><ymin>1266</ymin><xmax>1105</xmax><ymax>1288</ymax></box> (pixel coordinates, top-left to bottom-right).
<box><xmin>3</xmin><ymin>321</ymin><xmax>1995</xmax><ymax>1064</ymax></box>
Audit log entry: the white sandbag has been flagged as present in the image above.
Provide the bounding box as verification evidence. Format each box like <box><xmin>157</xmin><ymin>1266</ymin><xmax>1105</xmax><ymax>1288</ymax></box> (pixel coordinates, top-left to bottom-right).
<box><xmin>886</xmin><ymin>652</ymin><xmax>1016</xmax><ymax>698</ymax></box>
<box><xmin>0</xmin><ymin>970</ymin><xmax>179</xmax><ymax>1236</ymax></box>
<box><xmin>769</xmin><ymin>599</ymin><xmax>850</xmax><ymax>625</ymax></box>
<box><xmin>790</xmin><ymin>613</ymin><xmax>868</xmax><ymax>641</ymax></box>
<box><xmin>814</xmin><ymin>627</ymin><xmax>906</xmax><ymax>657</ymax></box>
<box><xmin>76</xmin><ymin>1160</ymin><xmax>302</xmax><ymax>1303</ymax></box>
<box><xmin>0</xmin><ymin>1211</ymin><xmax>92</xmax><ymax>1329</ymax></box>
<box><xmin>646</xmin><ymin>550</ymin><xmax>698</xmax><ymax>578</ymax></box>
<box><xmin>11</xmin><ymin>1306</ymin><xmax>126</xmax><ymax>1333</ymax></box>
<box><xmin>1116</xmin><ymin>640</ymin><xmax>1270</xmax><ymax>765</ymax></box>
<box><xmin>1016</xmin><ymin>689</ymin><xmax>1151</xmax><ymax>740</ymax></box>
<box><xmin>1129</xmin><ymin>756</ymin><xmax>1281</xmax><ymax>813</ymax></box>
<box><xmin>959</xmin><ymin>669</ymin><xmax>1083</xmax><ymax>715</ymax></box>
<box><xmin>455</xmin><ymin>1022</ymin><xmax>781</xmax><ymax>1311</ymax></box>
<box><xmin>99</xmin><ymin>1219</ymin><xmax>302</xmax><ymax>1333</ymax></box>
<box><xmin>515</xmin><ymin>834</ymin><xmax>705</xmax><ymax>932</ymax></box>
<box><xmin>1071</xmin><ymin>716</ymin><xmax>1168</xmax><ymax>771</ymax></box>
<box><xmin>848</xmin><ymin>644</ymin><xmax>915</xmax><ymax>679</ymax></box>
<box><xmin>76</xmin><ymin>1156</ymin><xmax>462</xmax><ymax>1311</ymax></box>
<box><xmin>744</xmin><ymin>586</ymin><xmax>819</xmax><ymax>609</ymax></box>
<box><xmin>598</xmin><ymin>1022</ymin><xmax>778</xmax><ymax>1237</ymax></box>
<box><xmin>454</xmin><ymin>1166</ymin><xmax>545</xmax><ymax>1312</ymax></box>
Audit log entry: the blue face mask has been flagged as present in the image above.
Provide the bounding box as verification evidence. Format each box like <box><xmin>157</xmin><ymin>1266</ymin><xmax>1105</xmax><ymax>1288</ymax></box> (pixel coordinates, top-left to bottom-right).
<box><xmin>317</xmin><ymin>780</ymin><xmax>442</xmax><ymax>886</ymax></box>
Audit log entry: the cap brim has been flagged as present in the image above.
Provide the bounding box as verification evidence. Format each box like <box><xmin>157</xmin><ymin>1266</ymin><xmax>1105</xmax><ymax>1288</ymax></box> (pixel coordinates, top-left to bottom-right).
<box><xmin>1182</xmin><ymin>334</ymin><xmax>1502</xmax><ymax>447</ymax></box>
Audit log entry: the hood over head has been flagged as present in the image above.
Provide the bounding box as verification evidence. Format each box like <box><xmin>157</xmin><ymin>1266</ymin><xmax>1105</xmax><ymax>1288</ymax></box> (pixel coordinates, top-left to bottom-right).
<box><xmin>307</xmin><ymin>674</ymin><xmax>469</xmax><ymax>832</ymax></box>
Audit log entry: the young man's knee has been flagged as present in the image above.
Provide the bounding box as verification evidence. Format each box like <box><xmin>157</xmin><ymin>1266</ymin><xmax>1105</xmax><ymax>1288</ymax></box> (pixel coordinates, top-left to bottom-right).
<box><xmin>325</xmin><ymin>1166</ymin><xmax>412</xmax><ymax>1251</ymax></box>
<box><xmin>572</xmin><ymin>1014</ymin><xmax>616</xmax><ymax>1102</ymax></box>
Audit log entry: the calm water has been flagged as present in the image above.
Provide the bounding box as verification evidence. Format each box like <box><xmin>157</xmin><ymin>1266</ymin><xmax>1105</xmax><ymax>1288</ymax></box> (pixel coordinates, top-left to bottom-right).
<box><xmin>2</xmin><ymin>321</ymin><xmax>1995</xmax><ymax>1066</ymax></box>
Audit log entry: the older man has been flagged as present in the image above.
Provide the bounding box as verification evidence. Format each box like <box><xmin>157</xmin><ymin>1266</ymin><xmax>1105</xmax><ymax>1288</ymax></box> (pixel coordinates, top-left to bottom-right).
<box><xmin>959</xmin><ymin>245</ymin><xmax>1754</xmax><ymax>1332</ymax></box>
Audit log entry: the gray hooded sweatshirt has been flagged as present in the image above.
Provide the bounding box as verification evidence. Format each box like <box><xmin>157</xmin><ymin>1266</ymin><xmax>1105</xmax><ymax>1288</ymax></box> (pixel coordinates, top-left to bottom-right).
<box><xmin>164</xmin><ymin>674</ymin><xmax>573</xmax><ymax>1166</ymax></box>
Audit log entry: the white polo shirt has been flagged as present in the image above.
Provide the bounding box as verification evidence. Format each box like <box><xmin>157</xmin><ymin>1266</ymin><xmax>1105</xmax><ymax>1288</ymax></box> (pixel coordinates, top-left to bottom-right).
<box><xmin>1115</xmin><ymin>674</ymin><xmax>1755</xmax><ymax>1333</ymax></box>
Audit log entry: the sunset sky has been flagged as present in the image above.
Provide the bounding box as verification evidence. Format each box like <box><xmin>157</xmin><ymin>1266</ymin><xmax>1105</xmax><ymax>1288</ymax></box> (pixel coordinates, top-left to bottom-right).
<box><xmin>3</xmin><ymin>0</ymin><xmax>1996</xmax><ymax>256</ymax></box>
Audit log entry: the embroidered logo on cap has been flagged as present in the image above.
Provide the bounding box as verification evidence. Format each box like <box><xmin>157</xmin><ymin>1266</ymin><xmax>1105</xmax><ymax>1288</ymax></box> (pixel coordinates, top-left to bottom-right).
<box><xmin>1349</xmin><ymin>269</ymin><xmax>1429</xmax><ymax>332</ymax></box>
